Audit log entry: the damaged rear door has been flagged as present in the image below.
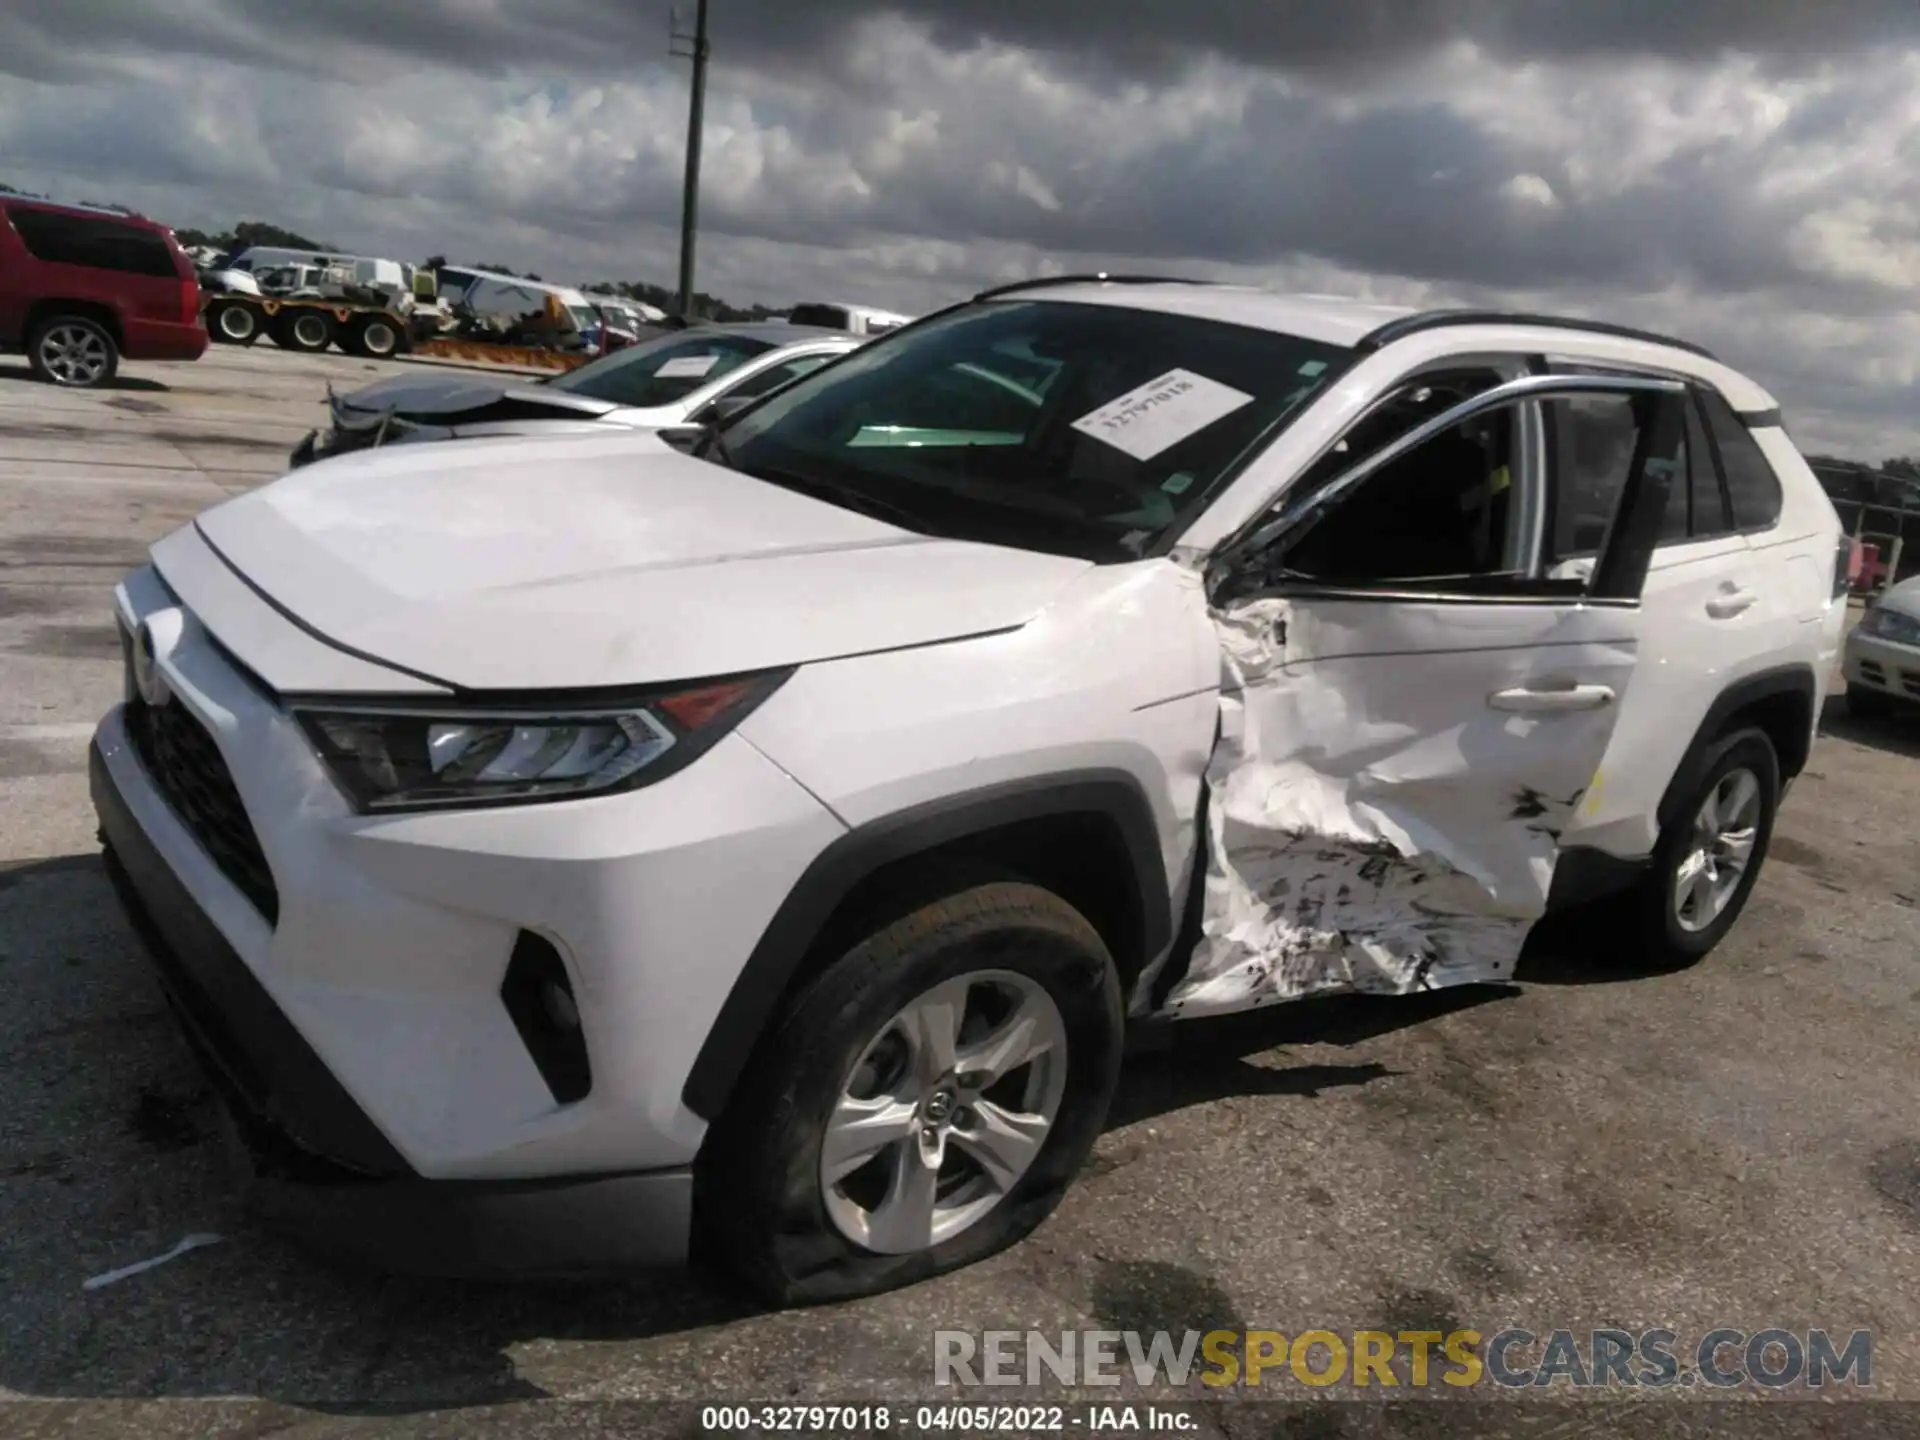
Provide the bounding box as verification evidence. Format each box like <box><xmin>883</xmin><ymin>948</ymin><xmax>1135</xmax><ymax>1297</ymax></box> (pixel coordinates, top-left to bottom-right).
<box><xmin>1164</xmin><ymin>373</ymin><xmax>1687</xmax><ymax>1018</ymax></box>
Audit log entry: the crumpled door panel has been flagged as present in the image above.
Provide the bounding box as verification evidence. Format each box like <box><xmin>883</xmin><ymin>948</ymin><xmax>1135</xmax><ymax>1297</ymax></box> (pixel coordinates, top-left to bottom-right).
<box><xmin>1163</xmin><ymin>596</ymin><xmax>1626</xmax><ymax>1019</ymax></box>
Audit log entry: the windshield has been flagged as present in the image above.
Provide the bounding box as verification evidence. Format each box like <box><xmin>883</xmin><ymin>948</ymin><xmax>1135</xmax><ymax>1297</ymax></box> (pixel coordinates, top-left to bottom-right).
<box><xmin>548</xmin><ymin>331</ymin><xmax>777</xmax><ymax>406</ymax></box>
<box><xmin>720</xmin><ymin>300</ymin><xmax>1349</xmax><ymax>561</ymax></box>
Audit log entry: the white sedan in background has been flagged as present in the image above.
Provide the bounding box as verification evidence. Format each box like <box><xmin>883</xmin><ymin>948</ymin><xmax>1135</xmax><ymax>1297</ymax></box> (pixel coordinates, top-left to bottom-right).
<box><xmin>291</xmin><ymin>322</ymin><xmax>862</xmax><ymax>468</ymax></box>
<box><xmin>1844</xmin><ymin>574</ymin><xmax>1920</xmax><ymax>718</ymax></box>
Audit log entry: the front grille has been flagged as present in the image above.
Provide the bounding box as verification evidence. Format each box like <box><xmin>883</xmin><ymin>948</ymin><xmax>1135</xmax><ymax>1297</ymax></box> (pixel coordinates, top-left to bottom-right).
<box><xmin>125</xmin><ymin>692</ymin><xmax>280</xmax><ymax>925</ymax></box>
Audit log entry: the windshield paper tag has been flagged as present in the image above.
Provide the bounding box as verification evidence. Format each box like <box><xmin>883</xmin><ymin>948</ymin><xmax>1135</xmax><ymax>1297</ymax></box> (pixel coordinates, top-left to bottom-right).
<box><xmin>1071</xmin><ymin>369</ymin><xmax>1254</xmax><ymax>462</ymax></box>
<box><xmin>656</xmin><ymin>354</ymin><xmax>720</xmax><ymax>379</ymax></box>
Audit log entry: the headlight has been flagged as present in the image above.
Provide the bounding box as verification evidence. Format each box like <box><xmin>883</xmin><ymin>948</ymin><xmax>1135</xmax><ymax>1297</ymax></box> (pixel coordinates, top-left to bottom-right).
<box><xmin>294</xmin><ymin>670</ymin><xmax>790</xmax><ymax>813</ymax></box>
<box><xmin>1862</xmin><ymin>605</ymin><xmax>1920</xmax><ymax>646</ymax></box>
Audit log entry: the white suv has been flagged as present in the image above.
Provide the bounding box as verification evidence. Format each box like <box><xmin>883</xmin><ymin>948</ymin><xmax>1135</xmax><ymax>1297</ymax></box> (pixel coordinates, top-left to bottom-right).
<box><xmin>91</xmin><ymin>277</ymin><xmax>1850</xmax><ymax>1303</ymax></box>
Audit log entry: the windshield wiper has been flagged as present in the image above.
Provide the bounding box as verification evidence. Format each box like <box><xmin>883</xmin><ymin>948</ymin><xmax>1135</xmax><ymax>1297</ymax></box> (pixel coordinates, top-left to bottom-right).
<box><xmin>742</xmin><ymin>464</ymin><xmax>926</xmax><ymax>531</ymax></box>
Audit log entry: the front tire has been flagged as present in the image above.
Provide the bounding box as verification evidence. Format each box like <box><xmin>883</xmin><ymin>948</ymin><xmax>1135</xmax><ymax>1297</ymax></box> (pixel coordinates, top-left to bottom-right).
<box><xmin>27</xmin><ymin>315</ymin><xmax>119</xmax><ymax>388</ymax></box>
<box><xmin>694</xmin><ymin>880</ymin><xmax>1123</xmax><ymax>1306</ymax></box>
<box><xmin>1630</xmin><ymin>727</ymin><xmax>1779</xmax><ymax>967</ymax></box>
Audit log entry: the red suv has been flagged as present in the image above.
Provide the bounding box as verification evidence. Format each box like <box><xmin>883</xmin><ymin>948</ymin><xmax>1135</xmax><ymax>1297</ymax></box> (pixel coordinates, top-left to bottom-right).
<box><xmin>0</xmin><ymin>198</ymin><xmax>206</xmax><ymax>388</ymax></box>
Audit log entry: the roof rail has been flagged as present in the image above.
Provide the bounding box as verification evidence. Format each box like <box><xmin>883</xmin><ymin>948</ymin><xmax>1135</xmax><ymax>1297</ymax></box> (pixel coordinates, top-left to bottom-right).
<box><xmin>1355</xmin><ymin>309</ymin><xmax>1718</xmax><ymax>362</ymax></box>
<box><xmin>972</xmin><ymin>273</ymin><xmax>1211</xmax><ymax>302</ymax></box>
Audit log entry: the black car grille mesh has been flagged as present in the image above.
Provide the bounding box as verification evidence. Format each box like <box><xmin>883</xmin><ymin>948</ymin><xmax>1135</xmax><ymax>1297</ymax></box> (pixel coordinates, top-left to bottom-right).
<box><xmin>125</xmin><ymin>693</ymin><xmax>280</xmax><ymax>925</ymax></box>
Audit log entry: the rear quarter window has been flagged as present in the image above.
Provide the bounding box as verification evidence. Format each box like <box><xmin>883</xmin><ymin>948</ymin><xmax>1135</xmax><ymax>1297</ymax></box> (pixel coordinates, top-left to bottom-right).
<box><xmin>1699</xmin><ymin>388</ymin><xmax>1784</xmax><ymax>531</ymax></box>
<box><xmin>5</xmin><ymin>208</ymin><xmax>178</xmax><ymax>277</ymax></box>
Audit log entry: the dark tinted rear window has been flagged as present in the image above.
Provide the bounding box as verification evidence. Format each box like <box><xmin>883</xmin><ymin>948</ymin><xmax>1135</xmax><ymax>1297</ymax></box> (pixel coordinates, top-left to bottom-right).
<box><xmin>5</xmin><ymin>207</ymin><xmax>178</xmax><ymax>277</ymax></box>
<box><xmin>786</xmin><ymin>304</ymin><xmax>847</xmax><ymax>329</ymax></box>
<box><xmin>1699</xmin><ymin>388</ymin><xmax>1783</xmax><ymax>530</ymax></box>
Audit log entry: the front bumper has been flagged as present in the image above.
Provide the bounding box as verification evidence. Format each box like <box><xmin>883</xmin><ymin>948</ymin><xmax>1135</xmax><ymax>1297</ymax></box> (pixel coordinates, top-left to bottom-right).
<box><xmin>1843</xmin><ymin>624</ymin><xmax>1920</xmax><ymax>703</ymax></box>
<box><xmin>92</xmin><ymin>564</ymin><xmax>848</xmax><ymax>1272</ymax></box>
<box><xmin>94</xmin><ymin>741</ymin><xmax>693</xmax><ymax>1278</ymax></box>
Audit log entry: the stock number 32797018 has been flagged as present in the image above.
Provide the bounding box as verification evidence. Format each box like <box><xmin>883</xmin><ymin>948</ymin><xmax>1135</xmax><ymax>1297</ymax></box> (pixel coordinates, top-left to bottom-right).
<box><xmin>700</xmin><ymin>1405</ymin><xmax>1071</xmax><ymax>1431</ymax></box>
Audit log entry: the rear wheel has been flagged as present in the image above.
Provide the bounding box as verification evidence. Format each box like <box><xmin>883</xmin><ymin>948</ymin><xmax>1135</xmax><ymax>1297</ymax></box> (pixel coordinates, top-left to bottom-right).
<box><xmin>694</xmin><ymin>880</ymin><xmax>1123</xmax><ymax>1305</ymax></box>
<box><xmin>1628</xmin><ymin>728</ymin><xmax>1779</xmax><ymax>968</ymax></box>
<box><xmin>209</xmin><ymin>301</ymin><xmax>259</xmax><ymax>345</ymax></box>
<box><xmin>277</xmin><ymin>310</ymin><xmax>334</xmax><ymax>353</ymax></box>
<box><xmin>27</xmin><ymin>315</ymin><xmax>118</xmax><ymax>388</ymax></box>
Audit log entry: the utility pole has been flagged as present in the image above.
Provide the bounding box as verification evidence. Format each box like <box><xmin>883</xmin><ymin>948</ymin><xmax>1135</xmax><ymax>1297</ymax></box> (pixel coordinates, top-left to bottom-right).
<box><xmin>670</xmin><ymin>0</ymin><xmax>710</xmax><ymax>319</ymax></box>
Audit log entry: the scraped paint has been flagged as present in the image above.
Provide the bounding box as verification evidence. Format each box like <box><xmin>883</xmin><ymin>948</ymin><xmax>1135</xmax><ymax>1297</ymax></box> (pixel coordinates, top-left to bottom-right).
<box><xmin>1164</xmin><ymin>596</ymin><xmax>1619</xmax><ymax>1018</ymax></box>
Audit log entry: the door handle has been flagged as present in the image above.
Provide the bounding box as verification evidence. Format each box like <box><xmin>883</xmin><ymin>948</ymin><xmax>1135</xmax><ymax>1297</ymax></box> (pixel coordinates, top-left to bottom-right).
<box><xmin>1705</xmin><ymin>586</ymin><xmax>1757</xmax><ymax>619</ymax></box>
<box><xmin>1488</xmin><ymin>683</ymin><xmax>1616</xmax><ymax>713</ymax></box>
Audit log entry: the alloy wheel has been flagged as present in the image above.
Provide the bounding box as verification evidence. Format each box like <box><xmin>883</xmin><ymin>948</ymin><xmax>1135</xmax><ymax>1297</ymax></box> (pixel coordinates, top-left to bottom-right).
<box><xmin>36</xmin><ymin>323</ymin><xmax>111</xmax><ymax>386</ymax></box>
<box><xmin>820</xmin><ymin>969</ymin><xmax>1068</xmax><ymax>1254</ymax></box>
<box><xmin>1673</xmin><ymin>766</ymin><xmax>1761</xmax><ymax>932</ymax></box>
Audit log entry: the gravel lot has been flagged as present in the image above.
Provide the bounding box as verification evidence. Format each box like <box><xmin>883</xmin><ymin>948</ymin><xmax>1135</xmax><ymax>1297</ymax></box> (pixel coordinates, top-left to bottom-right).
<box><xmin>2</xmin><ymin>344</ymin><xmax>1918</xmax><ymax>1438</ymax></box>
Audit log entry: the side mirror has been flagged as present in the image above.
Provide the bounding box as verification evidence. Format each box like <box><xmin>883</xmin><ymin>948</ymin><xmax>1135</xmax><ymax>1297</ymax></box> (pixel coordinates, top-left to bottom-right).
<box><xmin>657</xmin><ymin>424</ymin><xmax>706</xmax><ymax>453</ymax></box>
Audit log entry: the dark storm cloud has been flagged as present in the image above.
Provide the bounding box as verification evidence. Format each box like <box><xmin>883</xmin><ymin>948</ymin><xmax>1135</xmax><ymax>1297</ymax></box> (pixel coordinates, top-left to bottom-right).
<box><xmin>12</xmin><ymin>0</ymin><xmax>1920</xmax><ymax>85</ymax></box>
<box><xmin>6</xmin><ymin>0</ymin><xmax>1918</xmax><ymax>458</ymax></box>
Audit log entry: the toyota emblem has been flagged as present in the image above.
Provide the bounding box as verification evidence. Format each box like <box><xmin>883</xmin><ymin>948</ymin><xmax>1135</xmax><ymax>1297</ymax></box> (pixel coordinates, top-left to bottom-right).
<box><xmin>131</xmin><ymin>621</ymin><xmax>171</xmax><ymax>708</ymax></box>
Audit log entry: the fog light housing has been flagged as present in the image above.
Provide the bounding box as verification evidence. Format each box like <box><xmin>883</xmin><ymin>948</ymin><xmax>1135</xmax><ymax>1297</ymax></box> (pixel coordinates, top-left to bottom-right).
<box><xmin>500</xmin><ymin>931</ymin><xmax>591</xmax><ymax>1104</ymax></box>
<box><xmin>542</xmin><ymin>979</ymin><xmax>581</xmax><ymax>1032</ymax></box>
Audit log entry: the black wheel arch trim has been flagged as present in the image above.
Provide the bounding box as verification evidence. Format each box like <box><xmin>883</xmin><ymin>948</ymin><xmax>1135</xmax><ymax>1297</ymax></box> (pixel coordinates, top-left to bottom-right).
<box><xmin>681</xmin><ymin>768</ymin><xmax>1174</xmax><ymax>1122</ymax></box>
<box><xmin>1655</xmin><ymin>663</ymin><xmax>1815</xmax><ymax>832</ymax></box>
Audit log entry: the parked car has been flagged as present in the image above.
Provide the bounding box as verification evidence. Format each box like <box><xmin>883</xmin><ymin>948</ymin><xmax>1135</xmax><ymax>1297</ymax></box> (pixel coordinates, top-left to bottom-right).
<box><xmin>288</xmin><ymin>322</ymin><xmax>860</xmax><ymax>468</ymax></box>
<box><xmin>1843</xmin><ymin>575</ymin><xmax>1920</xmax><ymax>717</ymax></box>
<box><xmin>93</xmin><ymin>278</ymin><xmax>1848</xmax><ymax>1303</ymax></box>
<box><xmin>580</xmin><ymin>298</ymin><xmax>662</xmax><ymax>355</ymax></box>
<box><xmin>0</xmin><ymin>197</ymin><xmax>206</xmax><ymax>387</ymax></box>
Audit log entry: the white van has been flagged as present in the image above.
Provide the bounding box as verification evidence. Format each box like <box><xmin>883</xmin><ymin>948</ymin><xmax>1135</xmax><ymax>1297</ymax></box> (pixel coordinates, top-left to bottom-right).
<box><xmin>225</xmin><ymin>247</ymin><xmax>413</xmax><ymax>303</ymax></box>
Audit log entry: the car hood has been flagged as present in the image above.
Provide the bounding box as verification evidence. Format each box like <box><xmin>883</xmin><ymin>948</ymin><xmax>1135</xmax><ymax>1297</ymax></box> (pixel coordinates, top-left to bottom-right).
<box><xmin>1877</xmin><ymin>575</ymin><xmax>1920</xmax><ymax>617</ymax></box>
<box><xmin>191</xmin><ymin>430</ymin><xmax>1092</xmax><ymax>690</ymax></box>
<box><xmin>334</xmin><ymin>373</ymin><xmax>617</xmax><ymax>426</ymax></box>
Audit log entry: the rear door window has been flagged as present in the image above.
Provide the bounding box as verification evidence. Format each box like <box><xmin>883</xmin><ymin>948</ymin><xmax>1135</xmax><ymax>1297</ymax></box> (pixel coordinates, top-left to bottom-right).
<box><xmin>1697</xmin><ymin>389</ymin><xmax>1784</xmax><ymax>530</ymax></box>
<box><xmin>6</xmin><ymin>208</ymin><xmax>177</xmax><ymax>277</ymax></box>
<box><xmin>1654</xmin><ymin>394</ymin><xmax>1734</xmax><ymax>544</ymax></box>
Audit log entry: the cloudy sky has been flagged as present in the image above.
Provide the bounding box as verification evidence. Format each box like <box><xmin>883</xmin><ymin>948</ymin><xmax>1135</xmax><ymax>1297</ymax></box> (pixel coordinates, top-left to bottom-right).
<box><xmin>3</xmin><ymin>0</ymin><xmax>1918</xmax><ymax>459</ymax></box>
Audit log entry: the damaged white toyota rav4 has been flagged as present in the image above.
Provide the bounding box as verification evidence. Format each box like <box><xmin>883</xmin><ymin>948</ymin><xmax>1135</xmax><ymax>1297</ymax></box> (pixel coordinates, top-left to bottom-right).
<box><xmin>94</xmin><ymin>277</ymin><xmax>1850</xmax><ymax>1303</ymax></box>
